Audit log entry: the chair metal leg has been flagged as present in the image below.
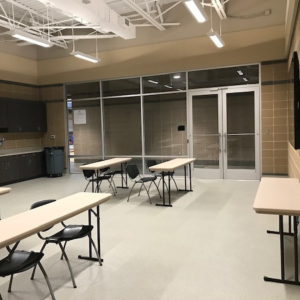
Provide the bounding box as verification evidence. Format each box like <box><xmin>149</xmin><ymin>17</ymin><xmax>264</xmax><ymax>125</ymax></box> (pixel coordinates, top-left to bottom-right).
<box><xmin>171</xmin><ymin>175</ymin><xmax>179</xmax><ymax>191</ymax></box>
<box><xmin>142</xmin><ymin>183</ymin><xmax>152</xmax><ymax>204</ymax></box>
<box><xmin>108</xmin><ymin>179</ymin><xmax>116</xmax><ymax>196</ymax></box>
<box><xmin>84</xmin><ymin>181</ymin><xmax>91</xmax><ymax>192</ymax></box>
<box><xmin>31</xmin><ymin>241</ymin><xmax>47</xmax><ymax>280</ymax></box>
<box><xmin>147</xmin><ymin>181</ymin><xmax>153</xmax><ymax>192</ymax></box>
<box><xmin>138</xmin><ymin>184</ymin><xmax>143</xmax><ymax>196</ymax></box>
<box><xmin>111</xmin><ymin>177</ymin><xmax>117</xmax><ymax>194</ymax></box>
<box><xmin>8</xmin><ymin>274</ymin><xmax>13</xmax><ymax>292</ymax></box>
<box><xmin>127</xmin><ymin>183</ymin><xmax>136</xmax><ymax>202</ymax></box>
<box><xmin>89</xmin><ymin>234</ymin><xmax>102</xmax><ymax>266</ymax></box>
<box><xmin>58</xmin><ymin>242</ymin><xmax>77</xmax><ymax>288</ymax></box>
<box><xmin>153</xmin><ymin>181</ymin><xmax>162</xmax><ymax>198</ymax></box>
<box><xmin>37</xmin><ymin>262</ymin><xmax>56</xmax><ymax>300</ymax></box>
<box><xmin>157</xmin><ymin>177</ymin><xmax>162</xmax><ymax>188</ymax></box>
<box><xmin>60</xmin><ymin>241</ymin><xmax>67</xmax><ymax>260</ymax></box>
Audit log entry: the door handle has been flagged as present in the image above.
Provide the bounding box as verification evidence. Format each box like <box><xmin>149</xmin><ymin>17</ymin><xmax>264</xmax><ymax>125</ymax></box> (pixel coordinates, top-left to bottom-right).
<box><xmin>224</xmin><ymin>133</ymin><xmax>227</xmax><ymax>153</ymax></box>
<box><xmin>219</xmin><ymin>134</ymin><xmax>222</xmax><ymax>152</ymax></box>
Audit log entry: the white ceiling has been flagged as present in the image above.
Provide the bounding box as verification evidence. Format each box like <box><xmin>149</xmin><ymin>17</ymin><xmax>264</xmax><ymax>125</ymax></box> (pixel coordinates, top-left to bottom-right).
<box><xmin>0</xmin><ymin>0</ymin><xmax>288</xmax><ymax>60</ymax></box>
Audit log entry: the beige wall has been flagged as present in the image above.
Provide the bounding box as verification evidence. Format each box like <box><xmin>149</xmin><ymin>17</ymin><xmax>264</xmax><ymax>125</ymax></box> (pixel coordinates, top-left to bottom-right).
<box><xmin>261</xmin><ymin>61</ymin><xmax>289</xmax><ymax>174</ymax></box>
<box><xmin>36</xmin><ymin>25</ymin><xmax>285</xmax><ymax>85</ymax></box>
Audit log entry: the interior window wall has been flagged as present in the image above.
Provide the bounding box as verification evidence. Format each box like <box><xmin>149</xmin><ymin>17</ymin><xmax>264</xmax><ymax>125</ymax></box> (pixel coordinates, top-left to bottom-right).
<box><xmin>66</xmin><ymin>82</ymin><xmax>102</xmax><ymax>173</ymax></box>
<box><xmin>104</xmin><ymin>96</ymin><xmax>142</xmax><ymax>156</ymax></box>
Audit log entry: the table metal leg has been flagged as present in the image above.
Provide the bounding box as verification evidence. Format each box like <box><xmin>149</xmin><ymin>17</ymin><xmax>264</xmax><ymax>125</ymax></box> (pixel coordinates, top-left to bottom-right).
<box><xmin>117</xmin><ymin>163</ymin><xmax>129</xmax><ymax>189</ymax></box>
<box><xmin>264</xmin><ymin>215</ymin><xmax>300</xmax><ymax>286</ymax></box>
<box><xmin>156</xmin><ymin>171</ymin><xmax>172</xmax><ymax>207</ymax></box>
<box><xmin>267</xmin><ymin>215</ymin><xmax>294</xmax><ymax>236</ymax></box>
<box><xmin>80</xmin><ymin>173</ymin><xmax>103</xmax><ymax>263</ymax></box>
<box><xmin>179</xmin><ymin>163</ymin><xmax>193</xmax><ymax>192</ymax></box>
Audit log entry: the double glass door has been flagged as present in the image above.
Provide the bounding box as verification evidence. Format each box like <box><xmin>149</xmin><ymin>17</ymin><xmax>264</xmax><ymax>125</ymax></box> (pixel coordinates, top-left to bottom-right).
<box><xmin>189</xmin><ymin>86</ymin><xmax>260</xmax><ymax>180</ymax></box>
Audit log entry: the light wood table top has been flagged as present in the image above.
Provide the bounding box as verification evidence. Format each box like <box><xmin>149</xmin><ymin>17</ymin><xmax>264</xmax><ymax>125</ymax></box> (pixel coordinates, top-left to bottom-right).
<box><xmin>0</xmin><ymin>187</ymin><xmax>11</xmax><ymax>195</ymax></box>
<box><xmin>149</xmin><ymin>158</ymin><xmax>196</xmax><ymax>172</ymax></box>
<box><xmin>0</xmin><ymin>192</ymin><xmax>111</xmax><ymax>249</ymax></box>
<box><xmin>253</xmin><ymin>177</ymin><xmax>300</xmax><ymax>215</ymax></box>
<box><xmin>80</xmin><ymin>158</ymin><xmax>132</xmax><ymax>171</ymax></box>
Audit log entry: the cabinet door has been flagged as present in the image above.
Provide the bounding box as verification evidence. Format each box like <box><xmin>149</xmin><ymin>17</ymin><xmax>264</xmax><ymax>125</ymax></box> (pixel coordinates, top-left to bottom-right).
<box><xmin>36</xmin><ymin>102</ymin><xmax>47</xmax><ymax>132</ymax></box>
<box><xmin>7</xmin><ymin>156</ymin><xmax>19</xmax><ymax>182</ymax></box>
<box><xmin>30</xmin><ymin>153</ymin><xmax>39</xmax><ymax>177</ymax></box>
<box><xmin>0</xmin><ymin>157</ymin><xmax>6</xmax><ymax>184</ymax></box>
<box><xmin>0</xmin><ymin>98</ymin><xmax>8</xmax><ymax>129</ymax></box>
<box><xmin>7</xmin><ymin>99</ymin><xmax>21</xmax><ymax>132</ymax></box>
<box><xmin>19</xmin><ymin>154</ymin><xmax>29</xmax><ymax>180</ymax></box>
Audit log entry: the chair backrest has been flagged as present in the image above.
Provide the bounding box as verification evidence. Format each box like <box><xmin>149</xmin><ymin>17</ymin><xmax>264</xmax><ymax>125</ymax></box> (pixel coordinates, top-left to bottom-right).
<box><xmin>30</xmin><ymin>200</ymin><xmax>56</xmax><ymax>232</ymax></box>
<box><xmin>147</xmin><ymin>160</ymin><xmax>157</xmax><ymax>173</ymax></box>
<box><xmin>126</xmin><ymin>165</ymin><xmax>140</xmax><ymax>180</ymax></box>
<box><xmin>82</xmin><ymin>163</ymin><xmax>96</xmax><ymax>179</ymax></box>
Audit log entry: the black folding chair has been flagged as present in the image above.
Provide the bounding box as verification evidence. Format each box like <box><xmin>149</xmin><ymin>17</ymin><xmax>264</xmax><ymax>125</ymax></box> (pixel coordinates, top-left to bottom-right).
<box><xmin>0</xmin><ymin>242</ymin><xmax>56</xmax><ymax>300</ymax></box>
<box><xmin>30</xmin><ymin>199</ymin><xmax>101</xmax><ymax>288</ymax></box>
<box><xmin>126</xmin><ymin>165</ymin><xmax>161</xmax><ymax>204</ymax></box>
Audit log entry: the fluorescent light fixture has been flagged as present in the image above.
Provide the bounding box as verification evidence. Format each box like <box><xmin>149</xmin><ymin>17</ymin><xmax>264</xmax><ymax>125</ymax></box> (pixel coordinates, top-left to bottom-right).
<box><xmin>207</xmin><ymin>30</ymin><xmax>225</xmax><ymax>48</ymax></box>
<box><xmin>71</xmin><ymin>51</ymin><xmax>100</xmax><ymax>63</ymax></box>
<box><xmin>183</xmin><ymin>0</ymin><xmax>208</xmax><ymax>23</ymax></box>
<box><xmin>148</xmin><ymin>80</ymin><xmax>158</xmax><ymax>84</ymax></box>
<box><xmin>173</xmin><ymin>74</ymin><xmax>181</xmax><ymax>79</ymax></box>
<box><xmin>164</xmin><ymin>85</ymin><xmax>173</xmax><ymax>89</ymax></box>
<box><xmin>237</xmin><ymin>70</ymin><xmax>243</xmax><ymax>75</ymax></box>
<box><xmin>243</xmin><ymin>78</ymin><xmax>248</xmax><ymax>82</ymax></box>
<box><xmin>7</xmin><ymin>29</ymin><xmax>53</xmax><ymax>48</ymax></box>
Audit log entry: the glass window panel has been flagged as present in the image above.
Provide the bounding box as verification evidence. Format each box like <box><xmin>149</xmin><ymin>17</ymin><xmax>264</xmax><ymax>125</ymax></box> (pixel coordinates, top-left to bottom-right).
<box><xmin>192</xmin><ymin>94</ymin><xmax>219</xmax><ymax>169</ymax></box>
<box><xmin>104</xmin><ymin>96</ymin><xmax>142</xmax><ymax>155</ymax></box>
<box><xmin>227</xmin><ymin>92</ymin><xmax>255</xmax><ymax>134</ymax></box>
<box><xmin>227</xmin><ymin>135</ymin><xmax>255</xmax><ymax>169</ymax></box>
<box><xmin>144</xmin><ymin>93</ymin><xmax>187</xmax><ymax>156</ymax></box>
<box><xmin>188</xmin><ymin>65</ymin><xmax>259</xmax><ymax>89</ymax></box>
<box><xmin>142</xmin><ymin>72</ymin><xmax>186</xmax><ymax>94</ymax></box>
<box><xmin>193</xmin><ymin>95</ymin><xmax>219</xmax><ymax>134</ymax></box>
<box><xmin>66</xmin><ymin>82</ymin><xmax>100</xmax><ymax>100</ymax></box>
<box><xmin>102</xmin><ymin>78</ymin><xmax>140</xmax><ymax>97</ymax></box>
<box><xmin>68</xmin><ymin>99</ymin><xmax>102</xmax><ymax>173</ymax></box>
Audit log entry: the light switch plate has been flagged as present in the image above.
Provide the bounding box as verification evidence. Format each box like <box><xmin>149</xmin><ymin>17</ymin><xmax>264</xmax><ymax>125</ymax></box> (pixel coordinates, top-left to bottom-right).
<box><xmin>50</xmin><ymin>135</ymin><xmax>55</xmax><ymax>139</ymax></box>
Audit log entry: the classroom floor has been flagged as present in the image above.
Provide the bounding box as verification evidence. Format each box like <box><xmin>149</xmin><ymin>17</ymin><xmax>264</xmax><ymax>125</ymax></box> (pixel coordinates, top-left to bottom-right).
<box><xmin>0</xmin><ymin>175</ymin><xmax>299</xmax><ymax>300</ymax></box>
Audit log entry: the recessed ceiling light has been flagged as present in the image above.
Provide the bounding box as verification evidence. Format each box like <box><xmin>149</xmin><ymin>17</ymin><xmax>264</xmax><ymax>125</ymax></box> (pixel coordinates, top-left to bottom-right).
<box><xmin>173</xmin><ymin>74</ymin><xmax>181</xmax><ymax>79</ymax></box>
<box><xmin>164</xmin><ymin>85</ymin><xmax>173</xmax><ymax>89</ymax></box>
<box><xmin>237</xmin><ymin>70</ymin><xmax>243</xmax><ymax>75</ymax></box>
<box><xmin>243</xmin><ymin>78</ymin><xmax>248</xmax><ymax>82</ymax></box>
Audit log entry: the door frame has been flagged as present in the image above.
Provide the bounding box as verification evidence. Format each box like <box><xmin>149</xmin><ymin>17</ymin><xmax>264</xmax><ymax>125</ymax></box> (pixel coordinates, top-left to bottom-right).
<box><xmin>188</xmin><ymin>85</ymin><xmax>261</xmax><ymax>180</ymax></box>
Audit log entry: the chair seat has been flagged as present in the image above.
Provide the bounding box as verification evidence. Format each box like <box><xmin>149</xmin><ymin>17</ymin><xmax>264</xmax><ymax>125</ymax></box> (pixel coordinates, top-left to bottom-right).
<box><xmin>96</xmin><ymin>175</ymin><xmax>111</xmax><ymax>181</ymax></box>
<box><xmin>158</xmin><ymin>171</ymin><xmax>174</xmax><ymax>177</ymax></box>
<box><xmin>47</xmin><ymin>225</ymin><xmax>93</xmax><ymax>242</ymax></box>
<box><xmin>135</xmin><ymin>176</ymin><xmax>157</xmax><ymax>183</ymax></box>
<box><xmin>0</xmin><ymin>251</ymin><xmax>44</xmax><ymax>277</ymax></box>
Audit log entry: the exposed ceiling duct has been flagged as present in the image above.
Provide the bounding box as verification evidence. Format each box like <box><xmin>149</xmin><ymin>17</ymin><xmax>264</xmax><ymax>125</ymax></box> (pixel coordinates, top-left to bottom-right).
<box><xmin>36</xmin><ymin>0</ymin><xmax>136</xmax><ymax>39</ymax></box>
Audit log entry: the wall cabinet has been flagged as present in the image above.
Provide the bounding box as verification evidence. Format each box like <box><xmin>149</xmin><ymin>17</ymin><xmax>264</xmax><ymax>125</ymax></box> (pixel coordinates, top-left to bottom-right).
<box><xmin>0</xmin><ymin>152</ymin><xmax>45</xmax><ymax>186</ymax></box>
<box><xmin>0</xmin><ymin>98</ymin><xmax>47</xmax><ymax>133</ymax></box>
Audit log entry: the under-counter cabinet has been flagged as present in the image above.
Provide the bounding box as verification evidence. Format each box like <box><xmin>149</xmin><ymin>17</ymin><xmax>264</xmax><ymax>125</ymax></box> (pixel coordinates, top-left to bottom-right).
<box><xmin>0</xmin><ymin>152</ymin><xmax>45</xmax><ymax>185</ymax></box>
<box><xmin>0</xmin><ymin>155</ymin><xmax>19</xmax><ymax>184</ymax></box>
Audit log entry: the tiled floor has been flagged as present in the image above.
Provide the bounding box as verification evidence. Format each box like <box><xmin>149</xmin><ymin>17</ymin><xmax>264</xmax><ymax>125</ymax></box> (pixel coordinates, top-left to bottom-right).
<box><xmin>0</xmin><ymin>175</ymin><xmax>299</xmax><ymax>300</ymax></box>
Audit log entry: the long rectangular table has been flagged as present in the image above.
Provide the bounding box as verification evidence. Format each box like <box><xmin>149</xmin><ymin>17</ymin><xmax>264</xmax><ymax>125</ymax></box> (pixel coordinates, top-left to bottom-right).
<box><xmin>80</xmin><ymin>157</ymin><xmax>132</xmax><ymax>189</ymax></box>
<box><xmin>0</xmin><ymin>192</ymin><xmax>111</xmax><ymax>266</ymax></box>
<box><xmin>253</xmin><ymin>177</ymin><xmax>300</xmax><ymax>286</ymax></box>
<box><xmin>149</xmin><ymin>158</ymin><xmax>196</xmax><ymax>207</ymax></box>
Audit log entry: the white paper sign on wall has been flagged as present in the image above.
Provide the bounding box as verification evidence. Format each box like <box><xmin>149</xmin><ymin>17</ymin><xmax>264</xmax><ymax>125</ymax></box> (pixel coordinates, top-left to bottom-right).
<box><xmin>74</xmin><ymin>110</ymin><xmax>86</xmax><ymax>124</ymax></box>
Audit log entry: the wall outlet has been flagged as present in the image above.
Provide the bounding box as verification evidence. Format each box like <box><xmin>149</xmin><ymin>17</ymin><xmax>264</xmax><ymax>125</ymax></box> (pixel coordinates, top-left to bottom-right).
<box><xmin>50</xmin><ymin>135</ymin><xmax>55</xmax><ymax>139</ymax></box>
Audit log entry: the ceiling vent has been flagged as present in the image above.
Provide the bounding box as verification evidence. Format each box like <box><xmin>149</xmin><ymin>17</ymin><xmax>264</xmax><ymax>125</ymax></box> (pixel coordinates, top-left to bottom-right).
<box><xmin>118</xmin><ymin>16</ymin><xmax>130</xmax><ymax>29</ymax></box>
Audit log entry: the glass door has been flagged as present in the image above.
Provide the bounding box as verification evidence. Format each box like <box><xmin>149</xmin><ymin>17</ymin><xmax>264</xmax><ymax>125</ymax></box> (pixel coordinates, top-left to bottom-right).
<box><xmin>189</xmin><ymin>90</ymin><xmax>223</xmax><ymax>179</ymax></box>
<box><xmin>223</xmin><ymin>87</ymin><xmax>260</xmax><ymax>179</ymax></box>
<box><xmin>189</xmin><ymin>86</ymin><xmax>260</xmax><ymax>180</ymax></box>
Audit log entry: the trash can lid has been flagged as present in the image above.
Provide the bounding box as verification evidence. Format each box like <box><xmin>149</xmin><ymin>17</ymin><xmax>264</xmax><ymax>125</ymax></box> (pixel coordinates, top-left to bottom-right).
<box><xmin>44</xmin><ymin>146</ymin><xmax>65</xmax><ymax>150</ymax></box>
